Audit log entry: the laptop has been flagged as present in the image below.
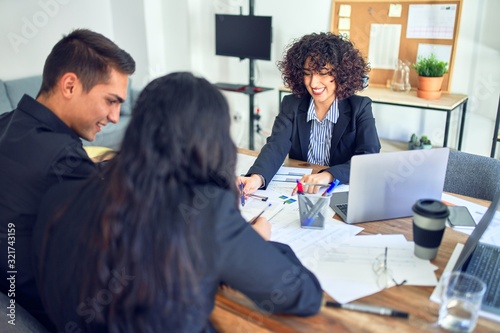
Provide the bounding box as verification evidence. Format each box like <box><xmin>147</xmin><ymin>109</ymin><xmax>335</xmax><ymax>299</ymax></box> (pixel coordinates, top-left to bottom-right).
<box><xmin>330</xmin><ymin>148</ymin><xmax>450</xmax><ymax>224</ymax></box>
<box><xmin>452</xmin><ymin>191</ymin><xmax>500</xmax><ymax>317</ymax></box>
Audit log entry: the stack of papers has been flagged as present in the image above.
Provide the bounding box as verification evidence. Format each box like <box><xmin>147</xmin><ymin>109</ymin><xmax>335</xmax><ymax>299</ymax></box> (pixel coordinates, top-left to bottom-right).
<box><xmin>236</xmin><ymin>153</ymin><xmax>440</xmax><ymax>304</ymax></box>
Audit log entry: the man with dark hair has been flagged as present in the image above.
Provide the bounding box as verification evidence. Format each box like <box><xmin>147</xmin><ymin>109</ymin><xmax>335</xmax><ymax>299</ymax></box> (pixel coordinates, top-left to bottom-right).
<box><xmin>0</xmin><ymin>28</ymin><xmax>135</xmax><ymax>329</ymax></box>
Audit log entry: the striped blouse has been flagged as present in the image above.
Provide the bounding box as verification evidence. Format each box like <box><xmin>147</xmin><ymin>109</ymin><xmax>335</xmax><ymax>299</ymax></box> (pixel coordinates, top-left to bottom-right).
<box><xmin>306</xmin><ymin>98</ymin><xmax>339</xmax><ymax>166</ymax></box>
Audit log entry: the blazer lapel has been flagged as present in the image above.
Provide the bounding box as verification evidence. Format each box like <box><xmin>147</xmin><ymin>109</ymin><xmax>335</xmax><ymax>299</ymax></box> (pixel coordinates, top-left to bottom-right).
<box><xmin>329</xmin><ymin>99</ymin><xmax>352</xmax><ymax>161</ymax></box>
<box><xmin>296</xmin><ymin>96</ymin><xmax>311</xmax><ymax>158</ymax></box>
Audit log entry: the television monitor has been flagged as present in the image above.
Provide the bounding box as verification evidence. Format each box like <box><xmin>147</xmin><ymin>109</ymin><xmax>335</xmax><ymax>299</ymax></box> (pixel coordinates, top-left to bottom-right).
<box><xmin>215</xmin><ymin>14</ymin><xmax>272</xmax><ymax>61</ymax></box>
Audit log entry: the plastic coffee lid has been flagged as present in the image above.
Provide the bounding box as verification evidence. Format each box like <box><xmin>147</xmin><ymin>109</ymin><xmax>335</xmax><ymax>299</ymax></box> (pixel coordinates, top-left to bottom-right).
<box><xmin>412</xmin><ymin>199</ymin><xmax>449</xmax><ymax>218</ymax></box>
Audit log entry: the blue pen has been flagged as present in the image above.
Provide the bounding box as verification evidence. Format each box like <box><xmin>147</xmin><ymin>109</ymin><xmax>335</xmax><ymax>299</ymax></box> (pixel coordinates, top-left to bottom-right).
<box><xmin>321</xmin><ymin>179</ymin><xmax>340</xmax><ymax>196</ymax></box>
<box><xmin>239</xmin><ymin>183</ymin><xmax>245</xmax><ymax>206</ymax></box>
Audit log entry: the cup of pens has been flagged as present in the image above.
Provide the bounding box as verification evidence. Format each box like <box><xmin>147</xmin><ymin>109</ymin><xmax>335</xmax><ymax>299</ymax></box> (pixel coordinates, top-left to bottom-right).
<box><xmin>298</xmin><ymin>194</ymin><xmax>329</xmax><ymax>229</ymax></box>
<box><xmin>297</xmin><ymin>180</ymin><xmax>339</xmax><ymax>230</ymax></box>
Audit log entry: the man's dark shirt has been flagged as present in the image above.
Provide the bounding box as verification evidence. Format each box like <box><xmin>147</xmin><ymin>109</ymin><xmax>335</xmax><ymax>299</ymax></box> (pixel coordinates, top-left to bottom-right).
<box><xmin>0</xmin><ymin>95</ymin><xmax>97</xmax><ymax>329</ymax></box>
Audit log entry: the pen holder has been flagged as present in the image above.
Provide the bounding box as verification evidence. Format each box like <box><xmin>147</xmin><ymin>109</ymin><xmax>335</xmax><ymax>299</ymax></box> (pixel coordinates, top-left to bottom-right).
<box><xmin>298</xmin><ymin>194</ymin><xmax>329</xmax><ymax>229</ymax></box>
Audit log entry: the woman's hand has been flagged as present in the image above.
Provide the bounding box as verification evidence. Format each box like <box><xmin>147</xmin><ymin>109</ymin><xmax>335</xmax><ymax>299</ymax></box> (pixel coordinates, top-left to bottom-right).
<box><xmin>292</xmin><ymin>172</ymin><xmax>334</xmax><ymax>195</ymax></box>
<box><xmin>250</xmin><ymin>217</ymin><xmax>271</xmax><ymax>241</ymax></box>
<box><xmin>237</xmin><ymin>174</ymin><xmax>263</xmax><ymax>196</ymax></box>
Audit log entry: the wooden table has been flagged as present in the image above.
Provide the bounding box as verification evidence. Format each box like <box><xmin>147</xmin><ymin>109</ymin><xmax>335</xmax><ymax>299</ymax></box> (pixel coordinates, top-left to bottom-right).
<box><xmin>210</xmin><ymin>149</ymin><xmax>498</xmax><ymax>332</ymax></box>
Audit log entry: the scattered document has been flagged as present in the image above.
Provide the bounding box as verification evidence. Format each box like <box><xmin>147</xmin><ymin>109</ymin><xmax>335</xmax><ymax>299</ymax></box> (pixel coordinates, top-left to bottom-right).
<box><xmin>407</xmin><ymin>4</ymin><xmax>457</xmax><ymax>39</ymax></box>
<box><xmin>314</xmin><ymin>234</ymin><xmax>439</xmax><ymax>303</ymax></box>
<box><xmin>272</xmin><ymin>166</ymin><xmax>312</xmax><ymax>182</ymax></box>
<box><xmin>239</xmin><ymin>188</ymin><xmax>297</xmax><ymax>222</ymax></box>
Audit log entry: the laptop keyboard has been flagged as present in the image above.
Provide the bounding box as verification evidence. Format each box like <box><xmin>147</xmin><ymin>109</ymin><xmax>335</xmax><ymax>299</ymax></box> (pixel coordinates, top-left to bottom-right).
<box><xmin>466</xmin><ymin>243</ymin><xmax>500</xmax><ymax>308</ymax></box>
<box><xmin>337</xmin><ymin>204</ymin><xmax>348</xmax><ymax>216</ymax></box>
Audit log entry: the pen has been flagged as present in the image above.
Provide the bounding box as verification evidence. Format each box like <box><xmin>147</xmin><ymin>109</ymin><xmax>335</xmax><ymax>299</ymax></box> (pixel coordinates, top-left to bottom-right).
<box><xmin>303</xmin><ymin>183</ymin><xmax>331</xmax><ymax>187</ymax></box>
<box><xmin>321</xmin><ymin>179</ymin><xmax>340</xmax><ymax>196</ymax></box>
<box><xmin>248</xmin><ymin>203</ymin><xmax>272</xmax><ymax>225</ymax></box>
<box><xmin>239</xmin><ymin>183</ymin><xmax>245</xmax><ymax>207</ymax></box>
<box><xmin>248</xmin><ymin>193</ymin><xmax>268</xmax><ymax>201</ymax></box>
<box><xmin>325</xmin><ymin>301</ymin><xmax>409</xmax><ymax>319</ymax></box>
<box><xmin>296</xmin><ymin>179</ymin><xmax>304</xmax><ymax>194</ymax></box>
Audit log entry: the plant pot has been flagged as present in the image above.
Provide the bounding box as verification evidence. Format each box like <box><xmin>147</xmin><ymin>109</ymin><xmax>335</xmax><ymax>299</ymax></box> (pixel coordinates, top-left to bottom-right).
<box><xmin>416</xmin><ymin>76</ymin><xmax>444</xmax><ymax>100</ymax></box>
<box><xmin>417</xmin><ymin>89</ymin><xmax>442</xmax><ymax>100</ymax></box>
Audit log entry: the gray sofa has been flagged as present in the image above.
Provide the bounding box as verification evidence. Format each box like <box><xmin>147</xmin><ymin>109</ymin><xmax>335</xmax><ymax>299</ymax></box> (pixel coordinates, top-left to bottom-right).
<box><xmin>0</xmin><ymin>75</ymin><xmax>139</xmax><ymax>150</ymax></box>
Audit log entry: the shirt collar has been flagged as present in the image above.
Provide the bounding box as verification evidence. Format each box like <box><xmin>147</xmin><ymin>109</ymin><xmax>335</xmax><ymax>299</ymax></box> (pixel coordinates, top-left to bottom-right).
<box><xmin>17</xmin><ymin>94</ymin><xmax>81</xmax><ymax>140</ymax></box>
<box><xmin>306</xmin><ymin>98</ymin><xmax>339</xmax><ymax>123</ymax></box>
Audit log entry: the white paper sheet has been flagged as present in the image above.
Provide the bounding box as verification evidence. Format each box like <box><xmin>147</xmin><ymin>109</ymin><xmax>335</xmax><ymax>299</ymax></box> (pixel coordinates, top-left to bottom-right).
<box><xmin>368</xmin><ymin>24</ymin><xmax>401</xmax><ymax>69</ymax></box>
<box><xmin>338</xmin><ymin>4</ymin><xmax>351</xmax><ymax>17</ymax></box>
<box><xmin>416</xmin><ymin>43</ymin><xmax>452</xmax><ymax>68</ymax></box>
<box><xmin>314</xmin><ymin>234</ymin><xmax>439</xmax><ymax>303</ymax></box>
<box><xmin>407</xmin><ymin>4</ymin><xmax>457</xmax><ymax>39</ymax></box>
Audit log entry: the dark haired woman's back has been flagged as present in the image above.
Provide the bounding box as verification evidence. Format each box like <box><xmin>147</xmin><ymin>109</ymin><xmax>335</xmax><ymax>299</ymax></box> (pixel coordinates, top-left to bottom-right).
<box><xmin>33</xmin><ymin>177</ymin><xmax>323</xmax><ymax>332</ymax></box>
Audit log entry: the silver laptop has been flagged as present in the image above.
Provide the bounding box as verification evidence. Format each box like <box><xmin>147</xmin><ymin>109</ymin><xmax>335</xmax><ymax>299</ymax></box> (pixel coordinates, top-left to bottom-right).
<box><xmin>452</xmin><ymin>191</ymin><xmax>500</xmax><ymax>317</ymax></box>
<box><xmin>330</xmin><ymin>148</ymin><xmax>450</xmax><ymax>224</ymax></box>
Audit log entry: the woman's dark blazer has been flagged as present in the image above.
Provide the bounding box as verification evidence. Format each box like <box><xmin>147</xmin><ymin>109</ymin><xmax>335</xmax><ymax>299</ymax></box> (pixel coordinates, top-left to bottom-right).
<box><xmin>248</xmin><ymin>93</ymin><xmax>381</xmax><ymax>185</ymax></box>
<box><xmin>32</xmin><ymin>180</ymin><xmax>323</xmax><ymax>332</ymax></box>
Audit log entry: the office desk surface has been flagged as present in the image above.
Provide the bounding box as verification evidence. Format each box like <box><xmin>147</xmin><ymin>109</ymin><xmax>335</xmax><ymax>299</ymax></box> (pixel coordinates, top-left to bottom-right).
<box><xmin>210</xmin><ymin>149</ymin><xmax>498</xmax><ymax>333</ymax></box>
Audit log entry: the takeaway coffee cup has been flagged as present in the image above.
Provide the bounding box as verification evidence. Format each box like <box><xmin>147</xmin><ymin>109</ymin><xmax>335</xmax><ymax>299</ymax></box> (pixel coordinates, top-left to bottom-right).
<box><xmin>412</xmin><ymin>199</ymin><xmax>449</xmax><ymax>260</ymax></box>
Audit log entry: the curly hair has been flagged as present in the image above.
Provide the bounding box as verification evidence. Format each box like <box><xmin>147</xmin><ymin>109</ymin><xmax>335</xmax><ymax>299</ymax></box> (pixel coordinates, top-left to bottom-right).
<box><xmin>277</xmin><ymin>32</ymin><xmax>370</xmax><ymax>100</ymax></box>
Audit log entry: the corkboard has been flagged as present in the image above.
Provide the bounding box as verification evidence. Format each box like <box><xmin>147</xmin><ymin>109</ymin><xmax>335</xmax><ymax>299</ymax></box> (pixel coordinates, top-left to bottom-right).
<box><xmin>331</xmin><ymin>0</ymin><xmax>462</xmax><ymax>92</ymax></box>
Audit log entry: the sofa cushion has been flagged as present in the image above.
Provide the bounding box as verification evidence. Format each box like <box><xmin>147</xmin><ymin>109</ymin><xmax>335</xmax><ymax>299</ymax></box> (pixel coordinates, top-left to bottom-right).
<box><xmin>0</xmin><ymin>80</ymin><xmax>13</xmax><ymax>115</ymax></box>
<box><xmin>81</xmin><ymin>116</ymin><xmax>131</xmax><ymax>150</ymax></box>
<box><xmin>5</xmin><ymin>75</ymin><xmax>42</xmax><ymax>108</ymax></box>
<box><xmin>120</xmin><ymin>80</ymin><xmax>137</xmax><ymax>116</ymax></box>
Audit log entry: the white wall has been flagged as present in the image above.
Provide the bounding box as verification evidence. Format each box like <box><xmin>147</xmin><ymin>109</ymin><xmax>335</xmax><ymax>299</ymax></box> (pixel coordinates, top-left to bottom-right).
<box><xmin>0</xmin><ymin>0</ymin><xmax>113</xmax><ymax>80</ymax></box>
<box><xmin>186</xmin><ymin>0</ymin><xmax>499</xmax><ymax>156</ymax></box>
<box><xmin>0</xmin><ymin>0</ymin><xmax>152</xmax><ymax>89</ymax></box>
<box><xmin>0</xmin><ymin>0</ymin><xmax>498</xmax><ymax>156</ymax></box>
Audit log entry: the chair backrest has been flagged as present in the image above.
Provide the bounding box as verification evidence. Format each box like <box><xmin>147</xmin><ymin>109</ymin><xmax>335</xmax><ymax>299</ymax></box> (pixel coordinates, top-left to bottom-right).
<box><xmin>444</xmin><ymin>150</ymin><xmax>500</xmax><ymax>201</ymax></box>
<box><xmin>0</xmin><ymin>292</ymin><xmax>49</xmax><ymax>333</ymax></box>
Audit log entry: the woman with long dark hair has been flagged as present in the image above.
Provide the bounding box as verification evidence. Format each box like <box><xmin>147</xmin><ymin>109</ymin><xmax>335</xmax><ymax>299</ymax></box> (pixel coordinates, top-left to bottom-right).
<box><xmin>33</xmin><ymin>72</ymin><xmax>322</xmax><ymax>332</ymax></box>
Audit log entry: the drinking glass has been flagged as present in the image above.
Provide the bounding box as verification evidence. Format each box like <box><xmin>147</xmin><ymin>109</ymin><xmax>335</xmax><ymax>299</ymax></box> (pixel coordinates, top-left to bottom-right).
<box><xmin>438</xmin><ymin>272</ymin><xmax>486</xmax><ymax>332</ymax></box>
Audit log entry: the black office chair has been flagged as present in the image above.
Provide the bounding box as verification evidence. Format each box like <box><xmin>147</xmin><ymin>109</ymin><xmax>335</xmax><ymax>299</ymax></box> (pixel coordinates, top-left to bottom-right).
<box><xmin>444</xmin><ymin>150</ymin><xmax>500</xmax><ymax>201</ymax></box>
<box><xmin>0</xmin><ymin>292</ymin><xmax>49</xmax><ymax>333</ymax></box>
<box><xmin>490</xmin><ymin>95</ymin><xmax>500</xmax><ymax>158</ymax></box>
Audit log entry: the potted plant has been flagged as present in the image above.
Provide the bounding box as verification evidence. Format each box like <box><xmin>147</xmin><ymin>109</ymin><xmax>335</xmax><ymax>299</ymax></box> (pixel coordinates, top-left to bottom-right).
<box><xmin>408</xmin><ymin>133</ymin><xmax>418</xmax><ymax>150</ymax></box>
<box><xmin>408</xmin><ymin>133</ymin><xmax>424</xmax><ymax>150</ymax></box>
<box><xmin>420</xmin><ymin>135</ymin><xmax>432</xmax><ymax>149</ymax></box>
<box><xmin>412</xmin><ymin>53</ymin><xmax>448</xmax><ymax>100</ymax></box>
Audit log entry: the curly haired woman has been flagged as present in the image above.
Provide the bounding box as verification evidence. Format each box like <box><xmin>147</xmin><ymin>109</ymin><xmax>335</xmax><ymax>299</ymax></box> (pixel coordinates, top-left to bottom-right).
<box><xmin>240</xmin><ymin>32</ymin><xmax>381</xmax><ymax>195</ymax></box>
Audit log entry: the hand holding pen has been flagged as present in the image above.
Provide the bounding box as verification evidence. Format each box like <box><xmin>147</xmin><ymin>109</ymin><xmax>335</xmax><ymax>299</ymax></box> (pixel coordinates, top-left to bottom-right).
<box><xmin>248</xmin><ymin>203</ymin><xmax>272</xmax><ymax>225</ymax></box>
<box><xmin>237</xmin><ymin>175</ymin><xmax>263</xmax><ymax>201</ymax></box>
<box><xmin>292</xmin><ymin>172</ymin><xmax>335</xmax><ymax>195</ymax></box>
